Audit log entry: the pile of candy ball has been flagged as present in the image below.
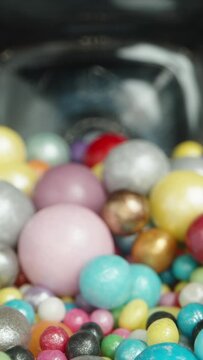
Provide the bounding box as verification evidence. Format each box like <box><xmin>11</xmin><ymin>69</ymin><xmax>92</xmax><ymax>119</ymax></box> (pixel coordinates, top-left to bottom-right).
<box><xmin>1</xmin><ymin>126</ymin><xmax>203</xmax><ymax>360</ymax></box>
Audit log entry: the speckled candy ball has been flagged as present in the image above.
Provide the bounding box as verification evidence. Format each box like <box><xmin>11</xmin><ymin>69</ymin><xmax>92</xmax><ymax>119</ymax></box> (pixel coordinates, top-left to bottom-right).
<box><xmin>104</xmin><ymin>140</ymin><xmax>170</xmax><ymax>195</ymax></box>
<box><xmin>33</xmin><ymin>163</ymin><xmax>106</xmax><ymax>213</ymax></box>
<box><xmin>18</xmin><ymin>204</ymin><xmax>114</xmax><ymax>296</ymax></box>
<box><xmin>0</xmin><ymin>181</ymin><xmax>34</xmax><ymax>247</ymax></box>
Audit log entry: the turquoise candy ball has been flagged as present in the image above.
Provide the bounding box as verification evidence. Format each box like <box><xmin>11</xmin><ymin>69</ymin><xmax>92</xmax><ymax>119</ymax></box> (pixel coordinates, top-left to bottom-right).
<box><xmin>115</xmin><ymin>339</ymin><xmax>147</xmax><ymax>360</ymax></box>
<box><xmin>172</xmin><ymin>255</ymin><xmax>198</xmax><ymax>281</ymax></box>
<box><xmin>194</xmin><ymin>329</ymin><xmax>203</xmax><ymax>360</ymax></box>
<box><xmin>136</xmin><ymin>343</ymin><xmax>197</xmax><ymax>360</ymax></box>
<box><xmin>129</xmin><ymin>264</ymin><xmax>161</xmax><ymax>307</ymax></box>
<box><xmin>177</xmin><ymin>303</ymin><xmax>203</xmax><ymax>338</ymax></box>
<box><xmin>5</xmin><ymin>299</ymin><xmax>35</xmax><ymax>324</ymax></box>
<box><xmin>79</xmin><ymin>255</ymin><xmax>131</xmax><ymax>309</ymax></box>
<box><xmin>26</xmin><ymin>132</ymin><xmax>70</xmax><ymax>166</ymax></box>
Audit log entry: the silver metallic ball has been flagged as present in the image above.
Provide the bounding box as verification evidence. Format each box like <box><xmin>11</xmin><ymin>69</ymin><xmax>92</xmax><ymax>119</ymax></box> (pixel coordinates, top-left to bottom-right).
<box><xmin>0</xmin><ymin>245</ymin><xmax>19</xmax><ymax>288</ymax></box>
<box><xmin>0</xmin><ymin>181</ymin><xmax>35</xmax><ymax>247</ymax></box>
<box><xmin>171</xmin><ymin>157</ymin><xmax>203</xmax><ymax>175</ymax></box>
<box><xmin>104</xmin><ymin>140</ymin><xmax>170</xmax><ymax>194</ymax></box>
<box><xmin>0</xmin><ymin>307</ymin><xmax>31</xmax><ymax>351</ymax></box>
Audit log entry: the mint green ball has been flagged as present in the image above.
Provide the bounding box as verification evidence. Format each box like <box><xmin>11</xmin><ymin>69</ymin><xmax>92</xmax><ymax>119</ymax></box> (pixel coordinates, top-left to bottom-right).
<box><xmin>190</xmin><ymin>267</ymin><xmax>203</xmax><ymax>284</ymax></box>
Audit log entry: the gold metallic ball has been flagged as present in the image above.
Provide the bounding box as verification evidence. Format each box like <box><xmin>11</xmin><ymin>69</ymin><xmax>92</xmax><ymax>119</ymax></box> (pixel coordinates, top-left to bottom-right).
<box><xmin>101</xmin><ymin>190</ymin><xmax>150</xmax><ymax>235</ymax></box>
<box><xmin>131</xmin><ymin>228</ymin><xmax>177</xmax><ymax>272</ymax></box>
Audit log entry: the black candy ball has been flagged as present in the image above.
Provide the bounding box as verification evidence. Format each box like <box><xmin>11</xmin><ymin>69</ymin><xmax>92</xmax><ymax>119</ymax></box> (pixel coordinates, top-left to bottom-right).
<box><xmin>192</xmin><ymin>319</ymin><xmax>203</xmax><ymax>343</ymax></box>
<box><xmin>146</xmin><ymin>311</ymin><xmax>177</xmax><ymax>329</ymax></box>
<box><xmin>6</xmin><ymin>346</ymin><xmax>34</xmax><ymax>360</ymax></box>
<box><xmin>80</xmin><ymin>322</ymin><xmax>103</xmax><ymax>343</ymax></box>
<box><xmin>66</xmin><ymin>330</ymin><xmax>100</xmax><ymax>359</ymax></box>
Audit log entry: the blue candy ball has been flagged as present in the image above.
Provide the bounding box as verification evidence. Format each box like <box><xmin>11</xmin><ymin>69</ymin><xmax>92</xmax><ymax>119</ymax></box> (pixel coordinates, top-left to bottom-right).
<box><xmin>5</xmin><ymin>299</ymin><xmax>35</xmax><ymax>324</ymax></box>
<box><xmin>64</xmin><ymin>303</ymin><xmax>78</xmax><ymax>312</ymax></box>
<box><xmin>114</xmin><ymin>235</ymin><xmax>136</xmax><ymax>255</ymax></box>
<box><xmin>79</xmin><ymin>255</ymin><xmax>131</xmax><ymax>309</ymax></box>
<box><xmin>115</xmin><ymin>339</ymin><xmax>147</xmax><ymax>360</ymax></box>
<box><xmin>177</xmin><ymin>303</ymin><xmax>203</xmax><ymax>337</ymax></box>
<box><xmin>136</xmin><ymin>343</ymin><xmax>197</xmax><ymax>360</ymax></box>
<box><xmin>172</xmin><ymin>255</ymin><xmax>198</xmax><ymax>281</ymax></box>
<box><xmin>159</xmin><ymin>268</ymin><xmax>176</xmax><ymax>286</ymax></box>
<box><xmin>194</xmin><ymin>329</ymin><xmax>203</xmax><ymax>360</ymax></box>
<box><xmin>129</xmin><ymin>264</ymin><xmax>162</xmax><ymax>307</ymax></box>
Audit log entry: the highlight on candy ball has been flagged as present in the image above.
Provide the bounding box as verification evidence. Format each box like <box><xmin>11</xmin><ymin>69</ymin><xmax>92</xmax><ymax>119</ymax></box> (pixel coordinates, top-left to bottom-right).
<box><xmin>0</xmin><ymin>125</ymin><xmax>203</xmax><ymax>360</ymax></box>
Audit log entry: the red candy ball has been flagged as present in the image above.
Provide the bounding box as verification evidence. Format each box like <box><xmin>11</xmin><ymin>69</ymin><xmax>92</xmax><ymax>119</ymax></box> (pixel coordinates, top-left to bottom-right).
<box><xmin>40</xmin><ymin>326</ymin><xmax>69</xmax><ymax>352</ymax></box>
<box><xmin>63</xmin><ymin>309</ymin><xmax>90</xmax><ymax>333</ymax></box>
<box><xmin>186</xmin><ymin>214</ymin><xmax>203</xmax><ymax>263</ymax></box>
<box><xmin>84</xmin><ymin>133</ymin><xmax>127</xmax><ymax>167</ymax></box>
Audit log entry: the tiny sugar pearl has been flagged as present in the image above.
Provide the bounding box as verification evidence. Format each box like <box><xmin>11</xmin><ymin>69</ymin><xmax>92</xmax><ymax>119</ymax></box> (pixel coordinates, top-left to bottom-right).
<box><xmin>38</xmin><ymin>297</ymin><xmax>66</xmax><ymax>322</ymax></box>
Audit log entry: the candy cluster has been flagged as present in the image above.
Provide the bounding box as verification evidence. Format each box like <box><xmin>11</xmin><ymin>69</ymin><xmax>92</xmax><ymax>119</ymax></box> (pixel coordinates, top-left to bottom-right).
<box><xmin>0</xmin><ymin>126</ymin><xmax>203</xmax><ymax>360</ymax></box>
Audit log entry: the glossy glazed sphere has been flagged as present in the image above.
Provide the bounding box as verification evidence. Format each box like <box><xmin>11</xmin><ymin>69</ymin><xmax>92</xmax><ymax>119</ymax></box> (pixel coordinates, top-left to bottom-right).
<box><xmin>146</xmin><ymin>311</ymin><xmax>177</xmax><ymax>330</ymax></box>
<box><xmin>115</xmin><ymin>339</ymin><xmax>147</xmax><ymax>360</ymax></box>
<box><xmin>129</xmin><ymin>264</ymin><xmax>161</xmax><ymax>307</ymax></box>
<box><xmin>66</xmin><ymin>330</ymin><xmax>100</xmax><ymax>359</ymax></box>
<box><xmin>0</xmin><ymin>245</ymin><xmax>19</xmax><ymax>287</ymax></box>
<box><xmin>194</xmin><ymin>329</ymin><xmax>203</xmax><ymax>360</ymax></box>
<box><xmin>177</xmin><ymin>303</ymin><xmax>203</xmax><ymax>338</ymax></box>
<box><xmin>0</xmin><ymin>126</ymin><xmax>26</xmax><ymax>164</ymax></box>
<box><xmin>114</xmin><ymin>234</ymin><xmax>136</xmax><ymax>255</ymax></box>
<box><xmin>131</xmin><ymin>228</ymin><xmax>177</xmax><ymax>272</ymax></box>
<box><xmin>80</xmin><ymin>322</ymin><xmax>103</xmax><ymax>343</ymax></box>
<box><xmin>5</xmin><ymin>299</ymin><xmax>35</xmax><ymax>324</ymax></box>
<box><xmin>37</xmin><ymin>350</ymin><xmax>67</xmax><ymax>360</ymax></box>
<box><xmin>38</xmin><ymin>297</ymin><xmax>66</xmax><ymax>322</ymax></box>
<box><xmin>171</xmin><ymin>157</ymin><xmax>203</xmax><ymax>175</ymax></box>
<box><xmin>101</xmin><ymin>334</ymin><xmax>123</xmax><ymax>359</ymax></box>
<box><xmin>101</xmin><ymin>191</ymin><xmax>149</xmax><ymax>236</ymax></box>
<box><xmin>40</xmin><ymin>326</ymin><xmax>69</xmax><ymax>352</ymax></box>
<box><xmin>0</xmin><ymin>163</ymin><xmax>37</xmax><ymax>195</ymax></box>
<box><xmin>179</xmin><ymin>283</ymin><xmax>203</xmax><ymax>306</ymax></box>
<box><xmin>6</xmin><ymin>346</ymin><xmax>34</xmax><ymax>360</ymax></box>
<box><xmin>172</xmin><ymin>255</ymin><xmax>198</xmax><ymax>281</ymax></box>
<box><xmin>0</xmin><ymin>307</ymin><xmax>31</xmax><ymax>351</ymax></box>
<box><xmin>150</xmin><ymin>171</ymin><xmax>203</xmax><ymax>240</ymax></box>
<box><xmin>26</xmin><ymin>133</ymin><xmax>70</xmax><ymax>166</ymax></box>
<box><xmin>33</xmin><ymin>163</ymin><xmax>106</xmax><ymax>213</ymax></box>
<box><xmin>0</xmin><ymin>181</ymin><xmax>34</xmax><ymax>247</ymax></box>
<box><xmin>84</xmin><ymin>133</ymin><xmax>127</xmax><ymax>168</ymax></box>
<box><xmin>118</xmin><ymin>300</ymin><xmax>148</xmax><ymax>331</ymax></box>
<box><xmin>19</xmin><ymin>204</ymin><xmax>114</xmax><ymax>296</ymax></box>
<box><xmin>79</xmin><ymin>255</ymin><xmax>131</xmax><ymax>309</ymax></box>
<box><xmin>90</xmin><ymin>310</ymin><xmax>114</xmax><ymax>335</ymax></box>
<box><xmin>186</xmin><ymin>215</ymin><xmax>203</xmax><ymax>263</ymax></box>
<box><xmin>159</xmin><ymin>292</ymin><xmax>178</xmax><ymax>307</ymax></box>
<box><xmin>136</xmin><ymin>343</ymin><xmax>197</xmax><ymax>360</ymax></box>
<box><xmin>104</xmin><ymin>140</ymin><xmax>170</xmax><ymax>195</ymax></box>
<box><xmin>147</xmin><ymin>318</ymin><xmax>179</xmax><ymax>345</ymax></box>
<box><xmin>64</xmin><ymin>309</ymin><xmax>90</xmax><ymax>332</ymax></box>
<box><xmin>23</xmin><ymin>286</ymin><xmax>54</xmax><ymax>310</ymax></box>
<box><xmin>0</xmin><ymin>287</ymin><xmax>22</xmax><ymax>304</ymax></box>
<box><xmin>172</xmin><ymin>141</ymin><xmax>203</xmax><ymax>158</ymax></box>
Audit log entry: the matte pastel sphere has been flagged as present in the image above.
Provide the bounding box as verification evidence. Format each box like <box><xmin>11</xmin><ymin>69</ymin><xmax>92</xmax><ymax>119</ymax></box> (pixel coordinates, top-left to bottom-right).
<box><xmin>26</xmin><ymin>133</ymin><xmax>70</xmax><ymax>166</ymax></box>
<box><xmin>18</xmin><ymin>204</ymin><xmax>114</xmax><ymax>296</ymax></box>
<box><xmin>79</xmin><ymin>255</ymin><xmax>131</xmax><ymax>309</ymax></box>
<box><xmin>129</xmin><ymin>264</ymin><xmax>162</xmax><ymax>307</ymax></box>
<box><xmin>0</xmin><ymin>181</ymin><xmax>35</xmax><ymax>247</ymax></box>
<box><xmin>104</xmin><ymin>140</ymin><xmax>170</xmax><ymax>195</ymax></box>
<box><xmin>33</xmin><ymin>163</ymin><xmax>106</xmax><ymax>213</ymax></box>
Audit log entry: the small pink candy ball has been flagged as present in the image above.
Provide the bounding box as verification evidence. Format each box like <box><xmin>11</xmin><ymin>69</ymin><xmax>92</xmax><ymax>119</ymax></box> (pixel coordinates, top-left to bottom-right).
<box><xmin>159</xmin><ymin>291</ymin><xmax>179</xmax><ymax>307</ymax></box>
<box><xmin>33</xmin><ymin>163</ymin><xmax>106</xmax><ymax>213</ymax></box>
<box><xmin>90</xmin><ymin>309</ymin><xmax>114</xmax><ymax>335</ymax></box>
<box><xmin>18</xmin><ymin>204</ymin><xmax>114</xmax><ymax>296</ymax></box>
<box><xmin>63</xmin><ymin>308</ymin><xmax>90</xmax><ymax>332</ymax></box>
<box><xmin>37</xmin><ymin>350</ymin><xmax>67</xmax><ymax>360</ymax></box>
<box><xmin>113</xmin><ymin>328</ymin><xmax>130</xmax><ymax>338</ymax></box>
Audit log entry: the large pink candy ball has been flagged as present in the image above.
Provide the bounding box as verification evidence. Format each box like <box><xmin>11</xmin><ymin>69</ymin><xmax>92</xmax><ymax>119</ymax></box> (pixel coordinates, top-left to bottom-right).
<box><xmin>18</xmin><ymin>204</ymin><xmax>114</xmax><ymax>296</ymax></box>
<box><xmin>33</xmin><ymin>163</ymin><xmax>106</xmax><ymax>212</ymax></box>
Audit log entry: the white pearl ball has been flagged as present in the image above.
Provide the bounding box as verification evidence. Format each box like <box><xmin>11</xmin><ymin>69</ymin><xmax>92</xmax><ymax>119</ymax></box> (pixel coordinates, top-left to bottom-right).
<box><xmin>38</xmin><ymin>296</ymin><xmax>66</xmax><ymax>322</ymax></box>
<box><xmin>129</xmin><ymin>329</ymin><xmax>147</xmax><ymax>342</ymax></box>
<box><xmin>104</xmin><ymin>140</ymin><xmax>170</xmax><ymax>195</ymax></box>
<box><xmin>179</xmin><ymin>283</ymin><xmax>203</xmax><ymax>307</ymax></box>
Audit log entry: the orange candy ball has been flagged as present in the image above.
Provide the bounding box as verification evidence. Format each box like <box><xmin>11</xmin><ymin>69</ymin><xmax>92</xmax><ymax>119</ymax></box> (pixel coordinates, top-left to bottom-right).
<box><xmin>28</xmin><ymin>160</ymin><xmax>50</xmax><ymax>179</ymax></box>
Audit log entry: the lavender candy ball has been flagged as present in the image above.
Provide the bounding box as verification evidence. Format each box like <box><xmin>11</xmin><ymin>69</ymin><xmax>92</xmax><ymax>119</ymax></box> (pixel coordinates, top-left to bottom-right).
<box><xmin>0</xmin><ymin>245</ymin><xmax>19</xmax><ymax>287</ymax></box>
<box><xmin>23</xmin><ymin>286</ymin><xmax>54</xmax><ymax>310</ymax></box>
<box><xmin>0</xmin><ymin>181</ymin><xmax>35</xmax><ymax>247</ymax></box>
<box><xmin>70</xmin><ymin>141</ymin><xmax>88</xmax><ymax>163</ymax></box>
<box><xmin>0</xmin><ymin>307</ymin><xmax>31</xmax><ymax>351</ymax></box>
<box><xmin>104</xmin><ymin>140</ymin><xmax>170</xmax><ymax>195</ymax></box>
<box><xmin>33</xmin><ymin>163</ymin><xmax>106</xmax><ymax>213</ymax></box>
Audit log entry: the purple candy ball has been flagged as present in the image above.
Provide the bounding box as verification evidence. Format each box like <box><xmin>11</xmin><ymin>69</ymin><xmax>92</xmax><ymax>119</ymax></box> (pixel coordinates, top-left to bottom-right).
<box><xmin>70</xmin><ymin>141</ymin><xmax>88</xmax><ymax>163</ymax></box>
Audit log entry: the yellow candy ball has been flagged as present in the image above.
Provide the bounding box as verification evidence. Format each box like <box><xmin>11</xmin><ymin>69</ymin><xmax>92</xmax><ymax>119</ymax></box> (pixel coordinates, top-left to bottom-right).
<box><xmin>161</xmin><ymin>284</ymin><xmax>171</xmax><ymax>295</ymax></box>
<box><xmin>147</xmin><ymin>318</ymin><xmax>179</xmax><ymax>345</ymax></box>
<box><xmin>148</xmin><ymin>306</ymin><xmax>180</xmax><ymax>318</ymax></box>
<box><xmin>0</xmin><ymin>162</ymin><xmax>37</xmax><ymax>195</ymax></box>
<box><xmin>174</xmin><ymin>281</ymin><xmax>188</xmax><ymax>293</ymax></box>
<box><xmin>172</xmin><ymin>141</ymin><xmax>203</xmax><ymax>158</ymax></box>
<box><xmin>0</xmin><ymin>126</ymin><xmax>26</xmax><ymax>164</ymax></box>
<box><xmin>92</xmin><ymin>162</ymin><xmax>104</xmax><ymax>180</ymax></box>
<box><xmin>150</xmin><ymin>171</ymin><xmax>203</xmax><ymax>240</ymax></box>
<box><xmin>61</xmin><ymin>296</ymin><xmax>74</xmax><ymax>303</ymax></box>
<box><xmin>0</xmin><ymin>287</ymin><xmax>22</xmax><ymax>305</ymax></box>
<box><xmin>119</xmin><ymin>299</ymin><xmax>148</xmax><ymax>331</ymax></box>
